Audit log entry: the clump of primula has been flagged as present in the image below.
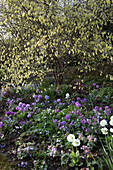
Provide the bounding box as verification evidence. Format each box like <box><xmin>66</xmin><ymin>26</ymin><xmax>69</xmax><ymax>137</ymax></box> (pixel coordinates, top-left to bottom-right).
<box><xmin>48</xmin><ymin>145</ymin><xmax>57</xmax><ymax>157</ymax></box>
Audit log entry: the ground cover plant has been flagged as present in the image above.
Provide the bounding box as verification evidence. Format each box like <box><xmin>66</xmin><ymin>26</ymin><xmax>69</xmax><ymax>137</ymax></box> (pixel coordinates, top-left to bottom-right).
<box><xmin>0</xmin><ymin>77</ymin><xmax>113</xmax><ymax>169</ymax></box>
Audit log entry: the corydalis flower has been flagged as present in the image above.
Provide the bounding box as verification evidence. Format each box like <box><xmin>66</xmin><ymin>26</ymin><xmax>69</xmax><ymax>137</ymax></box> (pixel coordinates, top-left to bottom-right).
<box><xmin>78</xmin><ymin>133</ymin><xmax>85</xmax><ymax>141</ymax></box>
<box><xmin>67</xmin><ymin>134</ymin><xmax>75</xmax><ymax>142</ymax></box>
<box><xmin>84</xmin><ymin>146</ymin><xmax>89</xmax><ymax>155</ymax></box>
<box><xmin>87</xmin><ymin>135</ymin><xmax>93</xmax><ymax>142</ymax></box>
<box><xmin>48</xmin><ymin>146</ymin><xmax>57</xmax><ymax>157</ymax></box>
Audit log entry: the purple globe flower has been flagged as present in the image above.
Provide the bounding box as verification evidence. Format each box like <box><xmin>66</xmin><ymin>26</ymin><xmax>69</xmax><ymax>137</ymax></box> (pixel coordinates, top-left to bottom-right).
<box><xmin>77</xmin><ymin>97</ymin><xmax>81</xmax><ymax>101</ymax></box>
<box><xmin>16</xmin><ymin>106</ymin><xmax>19</xmax><ymax>110</ymax></box>
<box><xmin>57</xmin><ymin>99</ymin><xmax>61</xmax><ymax>102</ymax></box>
<box><xmin>81</xmin><ymin>118</ymin><xmax>87</xmax><ymax>124</ymax></box>
<box><xmin>20</xmin><ymin>121</ymin><xmax>26</xmax><ymax>125</ymax></box>
<box><xmin>6</xmin><ymin>111</ymin><xmax>11</xmax><ymax>116</ymax></box>
<box><xmin>85</xmin><ymin>128</ymin><xmax>91</xmax><ymax>133</ymax></box>
<box><xmin>58</xmin><ymin>122</ymin><xmax>62</xmax><ymax>127</ymax></box>
<box><xmin>0</xmin><ymin>122</ymin><xmax>4</xmax><ymax>128</ymax></box>
<box><xmin>32</xmin><ymin>102</ymin><xmax>36</xmax><ymax>106</ymax></box>
<box><xmin>22</xmin><ymin>103</ymin><xmax>26</xmax><ymax>108</ymax></box>
<box><xmin>55</xmin><ymin>109</ymin><xmax>59</xmax><ymax>113</ymax></box>
<box><xmin>93</xmin><ymin>83</ymin><xmax>96</xmax><ymax>86</ymax></box>
<box><xmin>62</xmin><ymin>121</ymin><xmax>67</xmax><ymax>125</ymax></box>
<box><xmin>11</xmin><ymin>112</ymin><xmax>15</xmax><ymax>115</ymax></box>
<box><xmin>105</xmin><ymin>106</ymin><xmax>109</xmax><ymax>109</ymax></box>
<box><xmin>19</xmin><ymin>102</ymin><xmax>23</xmax><ymax>107</ymax></box>
<box><xmin>83</xmin><ymin>98</ymin><xmax>87</xmax><ymax>102</ymax></box>
<box><xmin>69</xmin><ymin>122</ymin><xmax>73</xmax><ymax>127</ymax></box>
<box><xmin>66</xmin><ymin>115</ymin><xmax>71</xmax><ymax>120</ymax></box>
<box><xmin>38</xmin><ymin>95</ymin><xmax>42</xmax><ymax>99</ymax></box>
<box><xmin>19</xmin><ymin>108</ymin><xmax>23</xmax><ymax>112</ymax></box>
<box><xmin>94</xmin><ymin>106</ymin><xmax>99</xmax><ymax>111</ymax></box>
<box><xmin>33</xmin><ymin>94</ymin><xmax>37</xmax><ymax>99</ymax></box>
<box><xmin>3</xmin><ymin>91</ymin><xmax>7</xmax><ymax>94</ymax></box>
<box><xmin>26</xmin><ymin>104</ymin><xmax>30</xmax><ymax>108</ymax></box>
<box><xmin>75</xmin><ymin>101</ymin><xmax>81</xmax><ymax>108</ymax></box>
<box><xmin>36</xmin><ymin>89</ymin><xmax>40</xmax><ymax>93</ymax></box>
<box><xmin>45</xmin><ymin>95</ymin><xmax>50</xmax><ymax>100</ymax></box>
<box><xmin>53</xmin><ymin>119</ymin><xmax>58</xmax><ymax>123</ymax></box>
<box><xmin>99</xmin><ymin>107</ymin><xmax>102</xmax><ymax>111</ymax></box>
<box><xmin>27</xmin><ymin>114</ymin><xmax>31</xmax><ymax>118</ymax></box>
<box><xmin>96</xmin><ymin>85</ymin><xmax>99</xmax><ymax>88</ymax></box>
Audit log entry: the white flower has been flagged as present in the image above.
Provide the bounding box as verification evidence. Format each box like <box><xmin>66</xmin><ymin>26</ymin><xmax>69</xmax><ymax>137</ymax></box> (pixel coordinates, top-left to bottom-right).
<box><xmin>101</xmin><ymin>127</ymin><xmax>108</xmax><ymax>135</ymax></box>
<box><xmin>110</xmin><ymin>116</ymin><xmax>113</xmax><ymax>121</ymax></box>
<box><xmin>72</xmin><ymin>138</ymin><xmax>80</xmax><ymax>147</ymax></box>
<box><xmin>109</xmin><ymin>120</ymin><xmax>113</xmax><ymax>126</ymax></box>
<box><xmin>110</xmin><ymin>128</ymin><xmax>113</xmax><ymax>133</ymax></box>
<box><xmin>67</xmin><ymin>134</ymin><xmax>75</xmax><ymax>142</ymax></box>
<box><xmin>65</xmin><ymin>93</ymin><xmax>70</xmax><ymax>99</ymax></box>
<box><xmin>100</xmin><ymin>119</ymin><xmax>108</xmax><ymax>127</ymax></box>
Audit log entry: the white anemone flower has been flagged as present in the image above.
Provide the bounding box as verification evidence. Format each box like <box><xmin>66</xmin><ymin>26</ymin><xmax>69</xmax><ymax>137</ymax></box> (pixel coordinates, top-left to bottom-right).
<box><xmin>100</xmin><ymin>119</ymin><xmax>108</xmax><ymax>127</ymax></box>
<box><xmin>110</xmin><ymin>116</ymin><xmax>113</xmax><ymax>121</ymax></box>
<box><xmin>65</xmin><ymin>93</ymin><xmax>70</xmax><ymax>99</ymax></box>
<box><xmin>109</xmin><ymin>120</ymin><xmax>113</xmax><ymax>126</ymax></box>
<box><xmin>101</xmin><ymin>127</ymin><xmax>108</xmax><ymax>135</ymax></box>
<box><xmin>67</xmin><ymin>134</ymin><xmax>75</xmax><ymax>142</ymax></box>
<box><xmin>72</xmin><ymin>138</ymin><xmax>80</xmax><ymax>147</ymax></box>
<box><xmin>110</xmin><ymin>128</ymin><xmax>113</xmax><ymax>133</ymax></box>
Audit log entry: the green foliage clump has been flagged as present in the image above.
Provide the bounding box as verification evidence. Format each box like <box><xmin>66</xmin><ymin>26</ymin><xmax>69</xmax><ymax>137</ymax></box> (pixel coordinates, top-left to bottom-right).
<box><xmin>0</xmin><ymin>0</ymin><xmax>113</xmax><ymax>86</ymax></box>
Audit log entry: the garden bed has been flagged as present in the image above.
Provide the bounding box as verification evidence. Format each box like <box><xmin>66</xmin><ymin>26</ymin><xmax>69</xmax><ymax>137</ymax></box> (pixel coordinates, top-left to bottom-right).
<box><xmin>0</xmin><ymin>77</ymin><xmax>113</xmax><ymax>169</ymax></box>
